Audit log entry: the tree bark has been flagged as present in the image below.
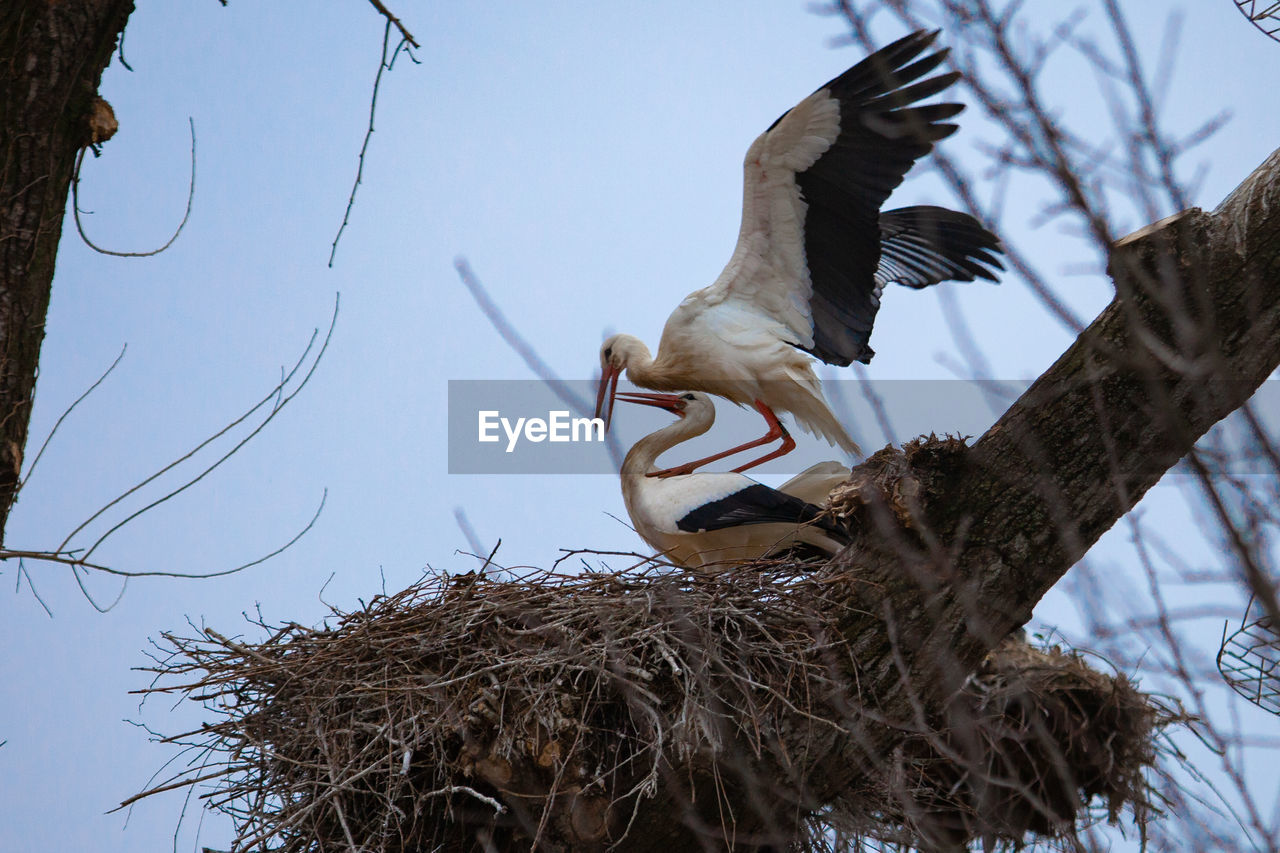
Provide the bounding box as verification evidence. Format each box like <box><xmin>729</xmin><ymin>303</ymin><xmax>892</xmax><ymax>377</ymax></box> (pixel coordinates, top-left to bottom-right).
<box><xmin>0</xmin><ymin>0</ymin><xmax>134</xmax><ymax>545</ymax></box>
<box><xmin>614</xmin><ymin>148</ymin><xmax>1280</xmax><ymax>851</ymax></box>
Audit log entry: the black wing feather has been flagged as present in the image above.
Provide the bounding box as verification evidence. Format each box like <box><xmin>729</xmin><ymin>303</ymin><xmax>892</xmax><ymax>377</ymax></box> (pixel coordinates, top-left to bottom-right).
<box><xmin>877</xmin><ymin>206</ymin><xmax>1005</xmax><ymax>289</ymax></box>
<box><xmin>773</xmin><ymin>30</ymin><xmax>997</xmax><ymax>366</ymax></box>
<box><xmin>677</xmin><ymin>484</ymin><xmax>848</xmax><ymax>543</ymax></box>
<box><xmin>802</xmin><ymin>205</ymin><xmax>1004</xmax><ymax>364</ymax></box>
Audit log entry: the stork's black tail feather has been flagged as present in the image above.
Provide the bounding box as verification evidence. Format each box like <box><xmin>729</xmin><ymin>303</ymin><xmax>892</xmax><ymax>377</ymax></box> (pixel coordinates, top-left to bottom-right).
<box><xmin>877</xmin><ymin>205</ymin><xmax>1005</xmax><ymax>289</ymax></box>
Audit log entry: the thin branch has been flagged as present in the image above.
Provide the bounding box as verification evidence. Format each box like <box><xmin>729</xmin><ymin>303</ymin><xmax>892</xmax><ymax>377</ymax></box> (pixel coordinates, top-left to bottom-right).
<box><xmin>366</xmin><ymin>0</ymin><xmax>420</xmax><ymax>49</ymax></box>
<box><xmin>15</xmin><ymin>559</ymin><xmax>53</xmax><ymax>617</ymax></box>
<box><xmin>68</xmin><ymin>562</ymin><xmax>127</xmax><ymax>614</ymax></box>
<box><xmin>116</xmin><ymin>15</ymin><xmax>133</xmax><ymax>72</ymax></box>
<box><xmin>1</xmin><ymin>489</ymin><xmax>326</xmax><ymax>581</ymax></box>
<box><xmin>6</xmin><ymin>298</ymin><xmax>337</xmax><ymax>610</ymax></box>
<box><xmin>452</xmin><ymin>507</ymin><xmax>485</xmax><ymax>557</ymax></box>
<box><xmin>851</xmin><ymin>363</ymin><xmax>896</xmax><ymax>447</ymax></box>
<box><xmin>329</xmin><ymin>21</ymin><xmax>394</xmax><ymax>268</ymax></box>
<box><xmin>1101</xmin><ymin>0</ymin><xmax>1189</xmax><ymax>213</ymax></box>
<box><xmin>19</xmin><ymin>343</ymin><xmax>127</xmax><ymax>493</ymax></box>
<box><xmin>479</xmin><ymin>538</ymin><xmax>502</xmax><ymax>574</ymax></box>
<box><xmin>73</xmin><ymin>118</ymin><xmax>196</xmax><ymax>258</ymax></box>
<box><xmin>425</xmin><ymin>784</ymin><xmax>506</xmax><ymax>814</ymax></box>
<box><xmin>453</xmin><ymin>257</ymin><xmax>625</xmax><ymax>468</ymax></box>
<box><xmin>387</xmin><ymin>36</ymin><xmax>421</xmax><ymax>70</ymax></box>
<box><xmin>55</xmin><ymin>296</ymin><xmax>337</xmax><ymax>565</ymax></box>
<box><xmin>114</xmin><ymin>769</ymin><xmax>231</xmax><ymax>812</ymax></box>
<box><xmin>90</xmin><ymin>332</ymin><xmax>330</xmax><ymax>564</ymax></box>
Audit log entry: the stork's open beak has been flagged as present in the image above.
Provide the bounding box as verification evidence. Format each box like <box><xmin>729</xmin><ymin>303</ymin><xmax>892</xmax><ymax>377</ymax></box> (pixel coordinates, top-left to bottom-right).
<box><xmin>615</xmin><ymin>391</ymin><xmax>685</xmax><ymax>415</ymax></box>
<box><xmin>595</xmin><ymin>363</ymin><xmax>621</xmax><ymax>429</ymax></box>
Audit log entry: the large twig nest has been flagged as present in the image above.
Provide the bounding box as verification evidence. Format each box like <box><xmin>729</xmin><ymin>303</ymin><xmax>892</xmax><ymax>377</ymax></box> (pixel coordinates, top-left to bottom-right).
<box><xmin>133</xmin><ymin>554</ymin><xmax>1170</xmax><ymax>852</ymax></box>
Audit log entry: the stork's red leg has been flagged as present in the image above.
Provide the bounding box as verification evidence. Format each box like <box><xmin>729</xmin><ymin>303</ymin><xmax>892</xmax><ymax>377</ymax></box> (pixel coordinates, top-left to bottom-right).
<box><xmin>729</xmin><ymin>425</ymin><xmax>796</xmax><ymax>473</ymax></box>
<box><xmin>649</xmin><ymin>400</ymin><xmax>793</xmax><ymax>478</ymax></box>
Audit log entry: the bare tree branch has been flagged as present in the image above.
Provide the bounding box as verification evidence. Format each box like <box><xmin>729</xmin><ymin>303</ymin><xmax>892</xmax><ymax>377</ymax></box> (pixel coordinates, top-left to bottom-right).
<box><xmin>5</xmin><ymin>298</ymin><xmax>338</xmax><ymax>609</ymax></box>
<box><xmin>72</xmin><ymin>117</ymin><xmax>196</xmax><ymax>258</ymax></box>
<box><xmin>366</xmin><ymin>0</ymin><xmax>420</xmax><ymax>49</ymax></box>
<box><xmin>454</xmin><ymin>257</ymin><xmax>626</xmax><ymax>468</ymax></box>
<box><xmin>1</xmin><ymin>488</ymin><xmax>326</xmax><ymax>582</ymax></box>
<box><xmin>19</xmin><ymin>343</ymin><xmax>127</xmax><ymax>493</ymax></box>
<box><xmin>329</xmin><ymin>22</ymin><xmax>397</xmax><ymax>268</ymax></box>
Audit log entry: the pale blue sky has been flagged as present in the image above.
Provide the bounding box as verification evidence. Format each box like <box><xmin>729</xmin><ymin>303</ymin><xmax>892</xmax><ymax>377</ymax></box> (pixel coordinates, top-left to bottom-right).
<box><xmin>2</xmin><ymin>2</ymin><xmax>1279</xmax><ymax>850</ymax></box>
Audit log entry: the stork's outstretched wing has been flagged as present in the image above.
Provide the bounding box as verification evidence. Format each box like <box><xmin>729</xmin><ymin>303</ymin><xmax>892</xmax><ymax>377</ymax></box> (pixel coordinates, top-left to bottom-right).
<box><xmin>690</xmin><ymin>30</ymin><xmax>1001</xmax><ymax>367</ymax></box>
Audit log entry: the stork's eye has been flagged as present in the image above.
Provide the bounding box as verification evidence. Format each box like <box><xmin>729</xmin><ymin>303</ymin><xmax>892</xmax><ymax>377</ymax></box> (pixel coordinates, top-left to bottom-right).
<box><xmin>682</xmin><ymin>393</ymin><xmax>696</xmax><ymax>401</ymax></box>
<box><xmin>604</xmin><ymin>347</ymin><xmax>613</xmax><ymax>359</ymax></box>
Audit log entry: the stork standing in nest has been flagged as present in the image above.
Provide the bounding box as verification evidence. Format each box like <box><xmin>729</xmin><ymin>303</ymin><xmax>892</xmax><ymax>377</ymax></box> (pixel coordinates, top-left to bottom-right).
<box><xmin>596</xmin><ymin>30</ymin><xmax>1003</xmax><ymax>476</ymax></box>
<box><xmin>618</xmin><ymin>391</ymin><xmax>848</xmax><ymax>570</ymax></box>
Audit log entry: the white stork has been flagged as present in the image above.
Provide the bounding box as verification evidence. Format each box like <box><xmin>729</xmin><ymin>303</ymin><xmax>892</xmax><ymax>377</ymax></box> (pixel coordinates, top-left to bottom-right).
<box><xmin>617</xmin><ymin>390</ymin><xmax>849</xmax><ymax>570</ymax></box>
<box><xmin>595</xmin><ymin>30</ymin><xmax>1003</xmax><ymax>476</ymax></box>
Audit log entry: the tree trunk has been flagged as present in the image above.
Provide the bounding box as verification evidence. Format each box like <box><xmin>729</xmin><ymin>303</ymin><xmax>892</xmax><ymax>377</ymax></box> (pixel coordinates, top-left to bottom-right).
<box><xmin>0</xmin><ymin>0</ymin><xmax>134</xmax><ymax>545</ymax></box>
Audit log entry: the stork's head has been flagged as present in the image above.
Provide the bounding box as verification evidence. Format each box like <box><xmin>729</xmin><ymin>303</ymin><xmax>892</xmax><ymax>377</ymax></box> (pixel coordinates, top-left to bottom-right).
<box><xmin>595</xmin><ymin>334</ymin><xmax>647</xmax><ymax>428</ymax></box>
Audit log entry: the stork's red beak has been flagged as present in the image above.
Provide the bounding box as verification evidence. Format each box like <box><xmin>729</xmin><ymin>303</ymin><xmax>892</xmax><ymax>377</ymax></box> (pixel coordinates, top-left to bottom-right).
<box><xmin>615</xmin><ymin>391</ymin><xmax>685</xmax><ymax>415</ymax></box>
<box><xmin>595</xmin><ymin>363</ymin><xmax>621</xmax><ymax>429</ymax></box>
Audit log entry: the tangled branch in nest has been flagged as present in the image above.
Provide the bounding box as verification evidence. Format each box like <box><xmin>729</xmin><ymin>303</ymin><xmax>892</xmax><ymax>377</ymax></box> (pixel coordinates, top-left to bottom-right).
<box><xmin>825</xmin><ymin>637</ymin><xmax>1166</xmax><ymax>852</ymax></box>
<box><xmin>132</xmin><ymin>553</ymin><xmax>1173</xmax><ymax>852</ymax></box>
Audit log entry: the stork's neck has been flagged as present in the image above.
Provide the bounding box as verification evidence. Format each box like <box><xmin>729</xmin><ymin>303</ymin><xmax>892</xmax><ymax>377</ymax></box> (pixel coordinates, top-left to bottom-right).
<box><xmin>621</xmin><ymin>412</ymin><xmax>713</xmax><ymax>478</ymax></box>
<box><xmin>621</xmin><ymin>341</ymin><xmax>689</xmax><ymax>392</ymax></box>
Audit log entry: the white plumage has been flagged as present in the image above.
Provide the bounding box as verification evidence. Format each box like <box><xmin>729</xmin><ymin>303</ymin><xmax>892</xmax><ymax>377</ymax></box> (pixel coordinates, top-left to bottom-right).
<box><xmin>776</xmin><ymin>460</ymin><xmax>851</xmax><ymax>507</ymax></box>
<box><xmin>596</xmin><ymin>30</ymin><xmax>1004</xmax><ymax>476</ymax></box>
<box><xmin>617</xmin><ymin>391</ymin><xmax>848</xmax><ymax>571</ymax></box>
